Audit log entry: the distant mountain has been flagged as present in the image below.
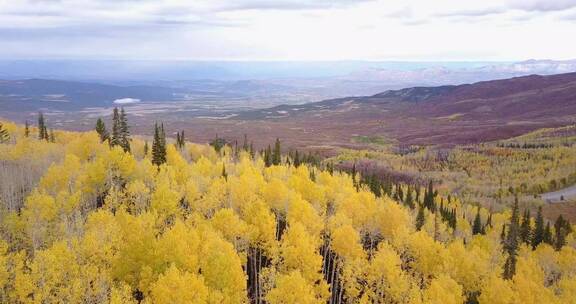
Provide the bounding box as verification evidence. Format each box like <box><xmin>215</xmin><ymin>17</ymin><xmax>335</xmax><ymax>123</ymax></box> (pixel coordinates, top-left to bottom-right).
<box><xmin>344</xmin><ymin>59</ymin><xmax>576</xmax><ymax>89</ymax></box>
<box><xmin>0</xmin><ymin>79</ymin><xmax>185</xmax><ymax>111</ymax></box>
<box><xmin>235</xmin><ymin>72</ymin><xmax>576</xmax><ymax>145</ymax></box>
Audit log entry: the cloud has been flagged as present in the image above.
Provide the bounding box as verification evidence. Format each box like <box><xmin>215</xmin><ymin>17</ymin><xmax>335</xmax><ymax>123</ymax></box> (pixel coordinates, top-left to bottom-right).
<box><xmin>508</xmin><ymin>0</ymin><xmax>576</xmax><ymax>12</ymax></box>
<box><xmin>113</xmin><ymin>98</ymin><xmax>140</xmax><ymax>104</ymax></box>
<box><xmin>436</xmin><ymin>7</ymin><xmax>506</xmax><ymax>17</ymax></box>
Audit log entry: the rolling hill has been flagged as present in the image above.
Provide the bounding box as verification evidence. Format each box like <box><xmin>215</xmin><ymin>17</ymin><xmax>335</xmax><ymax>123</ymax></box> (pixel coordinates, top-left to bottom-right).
<box><xmin>225</xmin><ymin>72</ymin><xmax>576</xmax><ymax>147</ymax></box>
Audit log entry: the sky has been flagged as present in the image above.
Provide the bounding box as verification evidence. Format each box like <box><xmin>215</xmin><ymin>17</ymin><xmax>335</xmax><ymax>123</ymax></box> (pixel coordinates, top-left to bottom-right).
<box><xmin>0</xmin><ymin>0</ymin><xmax>575</xmax><ymax>61</ymax></box>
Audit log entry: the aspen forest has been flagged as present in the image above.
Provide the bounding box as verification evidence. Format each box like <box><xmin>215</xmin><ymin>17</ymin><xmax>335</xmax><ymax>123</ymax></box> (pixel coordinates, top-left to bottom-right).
<box><xmin>0</xmin><ymin>114</ymin><xmax>575</xmax><ymax>304</ymax></box>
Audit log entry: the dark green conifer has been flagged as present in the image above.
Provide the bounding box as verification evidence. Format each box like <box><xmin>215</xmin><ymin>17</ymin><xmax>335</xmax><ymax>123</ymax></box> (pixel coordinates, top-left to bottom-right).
<box><xmin>532</xmin><ymin>207</ymin><xmax>544</xmax><ymax>249</ymax></box>
<box><xmin>110</xmin><ymin>108</ymin><xmax>121</xmax><ymax>147</ymax></box>
<box><xmin>119</xmin><ymin>107</ymin><xmax>130</xmax><ymax>152</ymax></box>
<box><xmin>38</xmin><ymin>112</ymin><xmax>48</xmax><ymax>140</ymax></box>
<box><xmin>472</xmin><ymin>207</ymin><xmax>483</xmax><ymax>235</ymax></box>
<box><xmin>503</xmin><ymin>197</ymin><xmax>520</xmax><ymax>280</ymax></box>
<box><xmin>151</xmin><ymin>122</ymin><xmax>167</xmax><ymax>166</ymax></box>
<box><xmin>272</xmin><ymin>138</ymin><xmax>281</xmax><ymax>165</ymax></box>
<box><xmin>416</xmin><ymin>204</ymin><xmax>425</xmax><ymax>231</ymax></box>
<box><xmin>95</xmin><ymin>118</ymin><xmax>109</xmax><ymax>143</ymax></box>
<box><xmin>520</xmin><ymin>209</ymin><xmax>531</xmax><ymax>245</ymax></box>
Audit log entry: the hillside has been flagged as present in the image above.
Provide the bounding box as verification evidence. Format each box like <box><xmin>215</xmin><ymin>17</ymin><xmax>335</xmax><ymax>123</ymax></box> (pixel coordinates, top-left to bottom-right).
<box><xmin>225</xmin><ymin>72</ymin><xmax>576</xmax><ymax>147</ymax></box>
<box><xmin>0</xmin><ymin>120</ymin><xmax>574</xmax><ymax>303</ymax></box>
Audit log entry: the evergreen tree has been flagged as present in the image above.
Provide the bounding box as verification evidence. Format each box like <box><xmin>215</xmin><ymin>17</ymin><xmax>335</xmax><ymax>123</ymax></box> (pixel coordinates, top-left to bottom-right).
<box><xmin>520</xmin><ymin>209</ymin><xmax>531</xmax><ymax>245</ymax></box>
<box><xmin>222</xmin><ymin>164</ymin><xmax>227</xmax><ymax>181</ymax></box>
<box><xmin>544</xmin><ymin>222</ymin><xmax>553</xmax><ymax>245</ymax></box>
<box><xmin>532</xmin><ymin>207</ymin><xmax>544</xmax><ymax>249</ymax></box>
<box><xmin>272</xmin><ymin>138</ymin><xmax>281</xmax><ymax>165</ymax></box>
<box><xmin>119</xmin><ymin>107</ymin><xmax>130</xmax><ymax>152</ymax></box>
<box><xmin>242</xmin><ymin>134</ymin><xmax>249</xmax><ymax>151</ymax></box>
<box><xmin>249</xmin><ymin>142</ymin><xmax>255</xmax><ymax>159</ymax></box>
<box><xmin>423</xmin><ymin>180</ymin><xmax>435</xmax><ymax>211</ymax></box>
<box><xmin>152</xmin><ymin>122</ymin><xmax>167</xmax><ymax>166</ymax></box>
<box><xmin>293</xmin><ymin>150</ymin><xmax>301</xmax><ymax>168</ymax></box>
<box><xmin>49</xmin><ymin>129</ymin><xmax>55</xmax><ymax>143</ymax></box>
<box><xmin>416</xmin><ymin>204</ymin><xmax>425</xmax><ymax>231</ymax></box>
<box><xmin>175</xmin><ymin>130</ymin><xmax>185</xmax><ymax>149</ymax></box>
<box><xmin>554</xmin><ymin>215</ymin><xmax>568</xmax><ymax>251</ymax></box>
<box><xmin>503</xmin><ymin>198</ymin><xmax>520</xmax><ymax>280</ymax></box>
<box><xmin>24</xmin><ymin>120</ymin><xmax>30</xmax><ymax>137</ymax></box>
<box><xmin>95</xmin><ymin>118</ymin><xmax>109</xmax><ymax>143</ymax></box>
<box><xmin>404</xmin><ymin>187</ymin><xmax>415</xmax><ymax>209</ymax></box>
<box><xmin>264</xmin><ymin>145</ymin><xmax>272</xmax><ymax>167</ymax></box>
<box><xmin>144</xmin><ymin>141</ymin><xmax>149</xmax><ymax>156</ymax></box>
<box><xmin>110</xmin><ymin>107</ymin><xmax>121</xmax><ymax>147</ymax></box>
<box><xmin>472</xmin><ymin>207</ymin><xmax>483</xmax><ymax>235</ymax></box>
<box><xmin>0</xmin><ymin>122</ymin><xmax>9</xmax><ymax>143</ymax></box>
<box><xmin>38</xmin><ymin>112</ymin><xmax>48</xmax><ymax>140</ymax></box>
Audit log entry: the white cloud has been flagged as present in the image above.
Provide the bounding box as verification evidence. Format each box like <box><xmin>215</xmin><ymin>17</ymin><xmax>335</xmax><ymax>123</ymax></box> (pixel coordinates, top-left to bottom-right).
<box><xmin>113</xmin><ymin>98</ymin><xmax>141</xmax><ymax>104</ymax></box>
<box><xmin>0</xmin><ymin>0</ymin><xmax>574</xmax><ymax>60</ymax></box>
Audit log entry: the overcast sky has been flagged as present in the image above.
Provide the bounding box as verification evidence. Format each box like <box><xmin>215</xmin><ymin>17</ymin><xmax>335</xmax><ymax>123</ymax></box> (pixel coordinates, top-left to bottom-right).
<box><xmin>0</xmin><ymin>0</ymin><xmax>575</xmax><ymax>61</ymax></box>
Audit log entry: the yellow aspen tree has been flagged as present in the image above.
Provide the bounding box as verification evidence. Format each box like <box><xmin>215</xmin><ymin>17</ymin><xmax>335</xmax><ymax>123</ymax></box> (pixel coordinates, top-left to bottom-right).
<box><xmin>150</xmin><ymin>264</ymin><xmax>209</xmax><ymax>304</ymax></box>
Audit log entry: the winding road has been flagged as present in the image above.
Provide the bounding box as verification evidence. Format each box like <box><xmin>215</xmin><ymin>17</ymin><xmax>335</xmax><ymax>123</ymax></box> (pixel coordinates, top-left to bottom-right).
<box><xmin>542</xmin><ymin>184</ymin><xmax>576</xmax><ymax>203</ymax></box>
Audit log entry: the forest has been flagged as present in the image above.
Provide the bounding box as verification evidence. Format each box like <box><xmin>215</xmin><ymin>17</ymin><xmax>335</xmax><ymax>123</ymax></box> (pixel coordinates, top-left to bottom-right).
<box><xmin>330</xmin><ymin>125</ymin><xmax>576</xmax><ymax>213</ymax></box>
<box><xmin>0</xmin><ymin>111</ymin><xmax>575</xmax><ymax>304</ymax></box>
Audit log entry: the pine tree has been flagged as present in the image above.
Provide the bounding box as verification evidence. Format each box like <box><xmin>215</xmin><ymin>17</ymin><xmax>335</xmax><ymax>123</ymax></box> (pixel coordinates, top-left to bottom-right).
<box><xmin>242</xmin><ymin>134</ymin><xmax>249</xmax><ymax>151</ymax></box>
<box><xmin>520</xmin><ymin>209</ymin><xmax>531</xmax><ymax>245</ymax></box>
<box><xmin>544</xmin><ymin>222</ymin><xmax>553</xmax><ymax>245</ymax></box>
<box><xmin>152</xmin><ymin>122</ymin><xmax>167</xmax><ymax>166</ymax></box>
<box><xmin>472</xmin><ymin>207</ymin><xmax>483</xmax><ymax>235</ymax></box>
<box><xmin>264</xmin><ymin>145</ymin><xmax>272</xmax><ymax>167</ymax></box>
<box><xmin>49</xmin><ymin>129</ymin><xmax>55</xmax><ymax>143</ymax></box>
<box><xmin>249</xmin><ymin>142</ymin><xmax>255</xmax><ymax>159</ymax></box>
<box><xmin>222</xmin><ymin>164</ymin><xmax>227</xmax><ymax>181</ymax></box>
<box><xmin>272</xmin><ymin>138</ymin><xmax>281</xmax><ymax>165</ymax></box>
<box><xmin>503</xmin><ymin>197</ymin><xmax>520</xmax><ymax>280</ymax></box>
<box><xmin>554</xmin><ymin>215</ymin><xmax>568</xmax><ymax>251</ymax></box>
<box><xmin>423</xmin><ymin>180</ymin><xmax>435</xmax><ymax>211</ymax></box>
<box><xmin>416</xmin><ymin>204</ymin><xmax>425</xmax><ymax>231</ymax></box>
<box><xmin>38</xmin><ymin>112</ymin><xmax>48</xmax><ymax>140</ymax></box>
<box><xmin>293</xmin><ymin>150</ymin><xmax>301</xmax><ymax>168</ymax></box>
<box><xmin>404</xmin><ymin>187</ymin><xmax>415</xmax><ymax>209</ymax></box>
<box><xmin>24</xmin><ymin>120</ymin><xmax>30</xmax><ymax>137</ymax></box>
<box><xmin>0</xmin><ymin>122</ymin><xmax>9</xmax><ymax>143</ymax></box>
<box><xmin>532</xmin><ymin>207</ymin><xmax>544</xmax><ymax>249</ymax></box>
<box><xmin>119</xmin><ymin>107</ymin><xmax>130</xmax><ymax>152</ymax></box>
<box><xmin>144</xmin><ymin>141</ymin><xmax>149</xmax><ymax>156</ymax></box>
<box><xmin>95</xmin><ymin>118</ymin><xmax>109</xmax><ymax>143</ymax></box>
<box><xmin>110</xmin><ymin>107</ymin><xmax>121</xmax><ymax>147</ymax></box>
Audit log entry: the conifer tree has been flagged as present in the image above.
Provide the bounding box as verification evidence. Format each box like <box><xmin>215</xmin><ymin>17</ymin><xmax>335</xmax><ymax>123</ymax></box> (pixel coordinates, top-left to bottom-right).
<box><xmin>119</xmin><ymin>107</ymin><xmax>130</xmax><ymax>152</ymax></box>
<box><xmin>242</xmin><ymin>134</ymin><xmax>249</xmax><ymax>151</ymax></box>
<box><xmin>554</xmin><ymin>215</ymin><xmax>568</xmax><ymax>251</ymax></box>
<box><xmin>0</xmin><ymin>122</ymin><xmax>9</xmax><ymax>143</ymax></box>
<box><xmin>144</xmin><ymin>141</ymin><xmax>149</xmax><ymax>156</ymax></box>
<box><xmin>110</xmin><ymin>107</ymin><xmax>121</xmax><ymax>147</ymax></box>
<box><xmin>249</xmin><ymin>142</ymin><xmax>255</xmax><ymax>159</ymax></box>
<box><xmin>222</xmin><ymin>164</ymin><xmax>227</xmax><ymax>181</ymax></box>
<box><xmin>503</xmin><ymin>198</ymin><xmax>520</xmax><ymax>280</ymax></box>
<box><xmin>264</xmin><ymin>145</ymin><xmax>272</xmax><ymax>167</ymax></box>
<box><xmin>272</xmin><ymin>138</ymin><xmax>281</xmax><ymax>165</ymax></box>
<box><xmin>49</xmin><ymin>129</ymin><xmax>55</xmax><ymax>143</ymax></box>
<box><xmin>152</xmin><ymin>122</ymin><xmax>167</xmax><ymax>166</ymax></box>
<box><xmin>544</xmin><ymin>222</ymin><xmax>553</xmax><ymax>245</ymax></box>
<box><xmin>416</xmin><ymin>204</ymin><xmax>425</xmax><ymax>231</ymax></box>
<box><xmin>95</xmin><ymin>118</ymin><xmax>109</xmax><ymax>143</ymax></box>
<box><xmin>24</xmin><ymin>120</ymin><xmax>30</xmax><ymax>137</ymax></box>
<box><xmin>38</xmin><ymin>112</ymin><xmax>48</xmax><ymax>140</ymax></box>
<box><xmin>472</xmin><ymin>207</ymin><xmax>483</xmax><ymax>235</ymax></box>
<box><xmin>532</xmin><ymin>207</ymin><xmax>544</xmax><ymax>249</ymax></box>
<box><xmin>520</xmin><ymin>209</ymin><xmax>531</xmax><ymax>245</ymax></box>
<box><xmin>404</xmin><ymin>187</ymin><xmax>415</xmax><ymax>209</ymax></box>
<box><xmin>293</xmin><ymin>150</ymin><xmax>301</xmax><ymax>168</ymax></box>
